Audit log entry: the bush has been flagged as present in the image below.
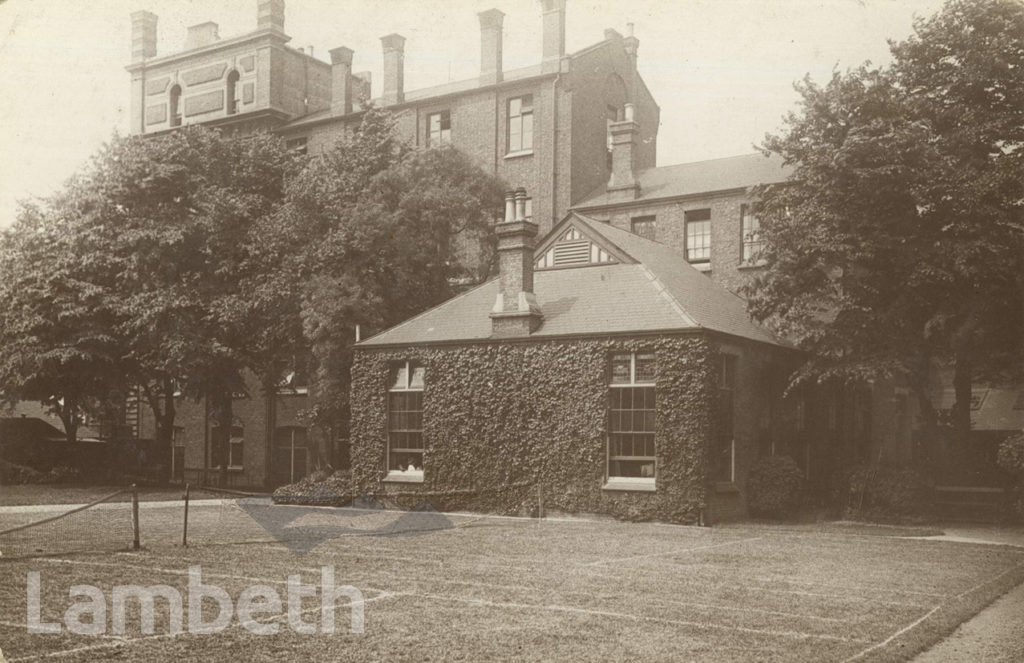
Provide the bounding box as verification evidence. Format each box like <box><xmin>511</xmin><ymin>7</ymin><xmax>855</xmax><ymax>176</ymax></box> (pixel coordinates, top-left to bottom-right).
<box><xmin>997</xmin><ymin>433</ymin><xmax>1024</xmax><ymax>477</ymax></box>
<box><xmin>0</xmin><ymin>458</ymin><xmax>42</xmax><ymax>485</ymax></box>
<box><xmin>842</xmin><ymin>463</ymin><xmax>931</xmax><ymax>522</ymax></box>
<box><xmin>746</xmin><ymin>455</ymin><xmax>804</xmax><ymax>519</ymax></box>
<box><xmin>272</xmin><ymin>470</ymin><xmax>352</xmax><ymax>506</ymax></box>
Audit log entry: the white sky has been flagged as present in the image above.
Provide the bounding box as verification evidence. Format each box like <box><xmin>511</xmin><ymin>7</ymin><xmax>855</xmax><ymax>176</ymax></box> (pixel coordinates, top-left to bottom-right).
<box><xmin>0</xmin><ymin>0</ymin><xmax>947</xmax><ymax>228</ymax></box>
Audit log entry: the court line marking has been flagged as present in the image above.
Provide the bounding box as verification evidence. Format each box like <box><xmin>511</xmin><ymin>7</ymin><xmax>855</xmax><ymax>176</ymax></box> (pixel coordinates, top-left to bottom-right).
<box><xmin>581</xmin><ymin>536</ymin><xmax>763</xmax><ymax>566</ymax></box>
<box><xmin>752</xmin><ymin>575</ymin><xmax>947</xmax><ymax>599</ymax></box>
<box><xmin>400</xmin><ymin>591</ymin><xmax>871</xmax><ymax>644</ymax></box>
<box><xmin>841</xmin><ymin>560</ymin><xmax>1024</xmax><ymax>663</ymax></box>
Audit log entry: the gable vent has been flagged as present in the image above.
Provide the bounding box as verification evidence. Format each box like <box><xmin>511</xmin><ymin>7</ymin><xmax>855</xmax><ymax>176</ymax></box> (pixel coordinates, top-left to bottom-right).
<box><xmin>535</xmin><ymin>225</ymin><xmax>617</xmax><ymax>269</ymax></box>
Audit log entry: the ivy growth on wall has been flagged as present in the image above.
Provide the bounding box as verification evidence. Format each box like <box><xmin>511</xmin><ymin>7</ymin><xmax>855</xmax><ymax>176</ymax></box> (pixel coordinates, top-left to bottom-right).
<box><xmin>350</xmin><ymin>334</ymin><xmax>717</xmax><ymax>523</ymax></box>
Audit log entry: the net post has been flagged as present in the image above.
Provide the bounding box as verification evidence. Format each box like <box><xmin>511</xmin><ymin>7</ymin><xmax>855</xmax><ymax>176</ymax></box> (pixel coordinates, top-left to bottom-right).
<box><xmin>131</xmin><ymin>484</ymin><xmax>140</xmax><ymax>550</ymax></box>
<box><xmin>537</xmin><ymin>484</ymin><xmax>545</xmax><ymax>519</ymax></box>
<box><xmin>182</xmin><ymin>483</ymin><xmax>190</xmax><ymax>548</ymax></box>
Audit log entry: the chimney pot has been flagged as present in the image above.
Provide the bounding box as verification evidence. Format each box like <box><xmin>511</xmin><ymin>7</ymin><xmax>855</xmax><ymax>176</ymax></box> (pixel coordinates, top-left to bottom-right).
<box><xmin>380</xmin><ymin>33</ymin><xmax>406</xmax><ymax>105</ymax></box>
<box><xmin>504</xmin><ymin>191</ymin><xmax>516</xmax><ymax>223</ymax></box>
<box><xmin>478</xmin><ymin>8</ymin><xmax>505</xmax><ymax>86</ymax></box>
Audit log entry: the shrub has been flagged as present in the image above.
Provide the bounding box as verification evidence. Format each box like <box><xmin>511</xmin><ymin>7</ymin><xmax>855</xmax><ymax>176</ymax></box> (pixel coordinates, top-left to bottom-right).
<box><xmin>273</xmin><ymin>470</ymin><xmax>352</xmax><ymax>505</ymax></box>
<box><xmin>843</xmin><ymin>463</ymin><xmax>931</xmax><ymax>522</ymax></box>
<box><xmin>0</xmin><ymin>459</ymin><xmax>43</xmax><ymax>485</ymax></box>
<box><xmin>997</xmin><ymin>432</ymin><xmax>1024</xmax><ymax>477</ymax></box>
<box><xmin>746</xmin><ymin>455</ymin><xmax>804</xmax><ymax>519</ymax></box>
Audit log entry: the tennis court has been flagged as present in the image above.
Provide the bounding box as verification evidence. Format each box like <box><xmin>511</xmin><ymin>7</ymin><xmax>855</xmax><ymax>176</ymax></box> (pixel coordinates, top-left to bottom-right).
<box><xmin>1</xmin><ymin>498</ymin><xmax>1022</xmax><ymax>662</ymax></box>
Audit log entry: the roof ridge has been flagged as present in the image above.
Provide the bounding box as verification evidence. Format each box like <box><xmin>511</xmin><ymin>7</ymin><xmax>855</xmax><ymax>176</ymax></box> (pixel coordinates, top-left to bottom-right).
<box><xmin>634</xmin><ymin>263</ymin><xmax>698</xmax><ymax>328</ymax></box>
<box><xmin>357</xmin><ymin>278</ymin><xmax>495</xmax><ymax>346</ymax></box>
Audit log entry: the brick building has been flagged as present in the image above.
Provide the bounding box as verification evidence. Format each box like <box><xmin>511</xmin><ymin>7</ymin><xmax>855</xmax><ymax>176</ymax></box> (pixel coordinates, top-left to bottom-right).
<box><xmin>127</xmin><ymin>0</ymin><xmax>667</xmax><ymax>488</ymax></box>
<box><xmin>349</xmin><ymin>191</ymin><xmax>814</xmax><ymax>522</ymax></box>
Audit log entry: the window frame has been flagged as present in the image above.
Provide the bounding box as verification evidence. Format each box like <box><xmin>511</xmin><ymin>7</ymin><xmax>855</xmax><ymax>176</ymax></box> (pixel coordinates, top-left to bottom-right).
<box><xmin>426</xmin><ymin>111</ymin><xmax>451</xmax><ymax>147</ymax></box>
<box><xmin>604</xmin><ymin>352</ymin><xmax>657</xmax><ymax>491</ymax></box>
<box><xmin>630</xmin><ymin>215</ymin><xmax>657</xmax><ymax>241</ymax></box>
<box><xmin>741</xmin><ymin>204</ymin><xmax>764</xmax><ymax>265</ymax></box>
<box><xmin>684</xmin><ymin>209</ymin><xmax>712</xmax><ymax>266</ymax></box>
<box><xmin>386</xmin><ymin>360</ymin><xmax>425</xmax><ymax>482</ymax></box>
<box><xmin>507</xmin><ymin>95</ymin><xmax>534</xmax><ymax>154</ymax></box>
<box><xmin>169</xmin><ymin>84</ymin><xmax>182</xmax><ymax>127</ymax></box>
<box><xmin>274</xmin><ymin>426</ymin><xmax>308</xmax><ymax>485</ymax></box>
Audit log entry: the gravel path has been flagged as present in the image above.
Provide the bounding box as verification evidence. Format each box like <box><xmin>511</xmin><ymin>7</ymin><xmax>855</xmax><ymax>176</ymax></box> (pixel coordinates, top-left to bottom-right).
<box><xmin>913</xmin><ymin>580</ymin><xmax>1024</xmax><ymax>662</ymax></box>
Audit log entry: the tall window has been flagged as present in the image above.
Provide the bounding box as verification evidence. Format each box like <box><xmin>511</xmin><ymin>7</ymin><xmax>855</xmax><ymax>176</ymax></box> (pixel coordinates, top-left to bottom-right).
<box><xmin>274</xmin><ymin>426</ymin><xmax>308</xmax><ymax>485</ymax></box>
<box><xmin>685</xmin><ymin>209</ymin><xmax>712</xmax><ymax>264</ymax></box>
<box><xmin>741</xmin><ymin>204</ymin><xmax>763</xmax><ymax>264</ymax></box>
<box><xmin>169</xmin><ymin>84</ymin><xmax>182</xmax><ymax>127</ymax></box>
<box><xmin>226</xmin><ymin>70</ymin><xmax>240</xmax><ymax>115</ymax></box>
<box><xmin>631</xmin><ymin>216</ymin><xmax>657</xmax><ymax>241</ymax></box>
<box><xmin>608</xmin><ymin>352</ymin><xmax>657</xmax><ymax>480</ymax></box>
<box><xmin>507</xmin><ymin>95</ymin><xmax>533</xmax><ymax>153</ymax></box>
<box><xmin>227</xmin><ymin>425</ymin><xmax>244</xmax><ymax>469</ymax></box>
<box><xmin>714</xmin><ymin>354</ymin><xmax>737</xmax><ymax>482</ymax></box>
<box><xmin>171</xmin><ymin>426</ymin><xmax>185</xmax><ymax>482</ymax></box>
<box><xmin>388</xmin><ymin>360</ymin><xmax>425</xmax><ymax>476</ymax></box>
<box><xmin>427</xmin><ymin>111</ymin><xmax>451</xmax><ymax>146</ymax></box>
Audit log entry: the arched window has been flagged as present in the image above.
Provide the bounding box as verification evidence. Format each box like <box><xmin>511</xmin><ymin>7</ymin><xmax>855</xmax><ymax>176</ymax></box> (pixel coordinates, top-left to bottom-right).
<box><xmin>226</xmin><ymin>70</ymin><xmax>240</xmax><ymax>115</ymax></box>
<box><xmin>169</xmin><ymin>84</ymin><xmax>182</xmax><ymax>127</ymax></box>
<box><xmin>274</xmin><ymin>426</ymin><xmax>308</xmax><ymax>485</ymax></box>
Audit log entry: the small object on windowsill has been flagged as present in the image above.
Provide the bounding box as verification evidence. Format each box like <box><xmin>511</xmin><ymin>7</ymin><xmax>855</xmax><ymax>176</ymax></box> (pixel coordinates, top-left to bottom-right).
<box><xmin>504</xmin><ymin>149</ymin><xmax>534</xmax><ymax>160</ymax></box>
<box><xmin>602</xmin><ymin>477</ymin><xmax>656</xmax><ymax>492</ymax></box>
<box><xmin>691</xmin><ymin>262</ymin><xmax>712</xmax><ymax>273</ymax></box>
<box><xmin>385</xmin><ymin>469</ymin><xmax>424</xmax><ymax>483</ymax></box>
<box><xmin>714</xmin><ymin>481</ymin><xmax>740</xmax><ymax>493</ymax></box>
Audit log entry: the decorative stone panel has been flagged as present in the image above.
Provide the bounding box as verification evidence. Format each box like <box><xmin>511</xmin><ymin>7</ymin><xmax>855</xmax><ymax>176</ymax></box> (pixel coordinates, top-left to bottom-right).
<box><xmin>184</xmin><ymin>90</ymin><xmax>224</xmax><ymax>117</ymax></box>
<box><xmin>145</xmin><ymin>77</ymin><xmax>170</xmax><ymax>96</ymax></box>
<box><xmin>145</xmin><ymin>103</ymin><xmax>167</xmax><ymax>125</ymax></box>
<box><xmin>182</xmin><ymin>63</ymin><xmax>227</xmax><ymax>87</ymax></box>
<box><xmin>240</xmin><ymin>55</ymin><xmax>256</xmax><ymax>72</ymax></box>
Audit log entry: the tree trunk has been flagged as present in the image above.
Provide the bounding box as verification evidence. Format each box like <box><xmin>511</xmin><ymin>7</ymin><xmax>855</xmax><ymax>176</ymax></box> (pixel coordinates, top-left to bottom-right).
<box><xmin>55</xmin><ymin>395</ymin><xmax>79</xmax><ymax>445</ymax></box>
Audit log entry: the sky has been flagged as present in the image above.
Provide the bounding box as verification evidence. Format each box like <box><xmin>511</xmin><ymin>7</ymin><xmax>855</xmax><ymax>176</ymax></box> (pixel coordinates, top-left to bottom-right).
<box><xmin>0</xmin><ymin>0</ymin><xmax>948</xmax><ymax>229</ymax></box>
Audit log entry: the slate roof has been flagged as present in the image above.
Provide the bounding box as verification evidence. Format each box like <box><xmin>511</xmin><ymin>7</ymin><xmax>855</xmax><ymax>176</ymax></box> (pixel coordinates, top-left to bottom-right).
<box><xmin>574</xmin><ymin>153</ymin><xmax>794</xmax><ymax>209</ymax></box>
<box><xmin>358</xmin><ymin>212</ymin><xmax>782</xmax><ymax>348</ymax></box>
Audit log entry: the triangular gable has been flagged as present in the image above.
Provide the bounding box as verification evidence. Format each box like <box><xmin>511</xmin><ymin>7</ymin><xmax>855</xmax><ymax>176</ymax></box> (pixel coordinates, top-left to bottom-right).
<box><xmin>534</xmin><ymin>213</ymin><xmax>634</xmax><ymax>270</ymax></box>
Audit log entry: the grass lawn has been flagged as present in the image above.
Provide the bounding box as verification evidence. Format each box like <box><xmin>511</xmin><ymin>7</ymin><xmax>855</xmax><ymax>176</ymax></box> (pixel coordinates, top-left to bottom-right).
<box><xmin>0</xmin><ymin>484</ymin><xmax>212</xmax><ymax>507</ymax></box>
<box><xmin>0</xmin><ymin>502</ymin><xmax>1022</xmax><ymax>662</ymax></box>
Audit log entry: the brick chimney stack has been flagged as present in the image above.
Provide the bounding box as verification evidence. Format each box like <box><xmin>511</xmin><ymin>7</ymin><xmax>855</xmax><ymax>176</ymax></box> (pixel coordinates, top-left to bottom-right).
<box><xmin>478</xmin><ymin>9</ymin><xmax>504</xmax><ymax>86</ymax></box>
<box><xmin>491</xmin><ymin>188</ymin><xmax>543</xmax><ymax>338</ymax></box>
<box><xmin>381</xmin><ymin>33</ymin><xmax>406</xmax><ymax>105</ymax></box>
<box><xmin>185</xmin><ymin>22</ymin><xmax>219</xmax><ymax>49</ymax></box>
<box><xmin>257</xmin><ymin>0</ymin><xmax>285</xmax><ymax>32</ymax></box>
<box><xmin>130</xmin><ymin>11</ymin><xmax>157</xmax><ymax>63</ymax></box>
<box><xmin>329</xmin><ymin>46</ymin><xmax>354</xmax><ymax>116</ymax></box>
<box><xmin>607</xmin><ymin>103</ymin><xmax>640</xmax><ymax>201</ymax></box>
<box><xmin>540</xmin><ymin>0</ymin><xmax>566</xmax><ymax>74</ymax></box>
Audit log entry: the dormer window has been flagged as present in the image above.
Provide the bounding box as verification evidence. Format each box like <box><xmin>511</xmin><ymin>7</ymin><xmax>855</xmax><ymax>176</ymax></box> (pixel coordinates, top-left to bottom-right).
<box><xmin>535</xmin><ymin>226</ymin><xmax>617</xmax><ymax>269</ymax></box>
<box><xmin>226</xmin><ymin>70</ymin><xmax>240</xmax><ymax>115</ymax></box>
<box><xmin>169</xmin><ymin>84</ymin><xmax>182</xmax><ymax>127</ymax></box>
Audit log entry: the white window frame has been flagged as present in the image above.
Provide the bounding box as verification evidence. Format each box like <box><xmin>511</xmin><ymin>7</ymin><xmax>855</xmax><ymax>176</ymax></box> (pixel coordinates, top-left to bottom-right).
<box><xmin>275</xmin><ymin>426</ymin><xmax>308</xmax><ymax>484</ymax></box>
<box><xmin>227</xmin><ymin>425</ymin><xmax>244</xmax><ymax>471</ymax></box>
<box><xmin>604</xmin><ymin>352</ymin><xmax>657</xmax><ymax>492</ymax></box>
<box><xmin>741</xmin><ymin>204</ymin><xmax>764</xmax><ymax>265</ymax></box>
<box><xmin>386</xmin><ymin>360</ymin><xmax>425</xmax><ymax>483</ymax></box>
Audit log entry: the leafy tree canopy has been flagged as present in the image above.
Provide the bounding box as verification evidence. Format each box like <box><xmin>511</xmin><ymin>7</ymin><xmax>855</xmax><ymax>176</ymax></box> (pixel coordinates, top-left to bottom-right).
<box><xmin>746</xmin><ymin>0</ymin><xmax>1024</xmax><ymax>438</ymax></box>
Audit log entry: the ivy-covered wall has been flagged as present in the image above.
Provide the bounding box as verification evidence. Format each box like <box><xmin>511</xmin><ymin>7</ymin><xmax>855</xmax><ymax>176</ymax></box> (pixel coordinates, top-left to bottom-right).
<box><xmin>350</xmin><ymin>333</ymin><xmax>718</xmax><ymax>523</ymax></box>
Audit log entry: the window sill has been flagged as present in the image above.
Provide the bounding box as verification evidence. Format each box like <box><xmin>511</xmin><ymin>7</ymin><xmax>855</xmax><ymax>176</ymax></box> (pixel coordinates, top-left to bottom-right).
<box><xmin>713</xmin><ymin>482</ymin><xmax>740</xmax><ymax>494</ymax></box>
<box><xmin>602</xmin><ymin>478</ymin><xmax>656</xmax><ymax>492</ymax></box>
<box><xmin>227</xmin><ymin>466</ymin><xmax>244</xmax><ymax>472</ymax></box>
<box><xmin>504</xmin><ymin>149</ymin><xmax>534</xmax><ymax>160</ymax></box>
<box><xmin>275</xmin><ymin>389</ymin><xmax>309</xmax><ymax>396</ymax></box>
<box><xmin>688</xmin><ymin>262</ymin><xmax>712</xmax><ymax>273</ymax></box>
<box><xmin>384</xmin><ymin>471</ymin><xmax>424</xmax><ymax>484</ymax></box>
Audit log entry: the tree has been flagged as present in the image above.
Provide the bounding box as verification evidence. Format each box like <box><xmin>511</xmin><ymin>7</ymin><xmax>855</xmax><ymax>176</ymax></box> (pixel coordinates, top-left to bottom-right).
<box><xmin>745</xmin><ymin>0</ymin><xmax>1024</xmax><ymax>460</ymax></box>
<box><xmin>0</xmin><ymin>194</ymin><xmax>121</xmax><ymax>443</ymax></box>
<box><xmin>272</xmin><ymin>109</ymin><xmax>504</xmax><ymax>467</ymax></box>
